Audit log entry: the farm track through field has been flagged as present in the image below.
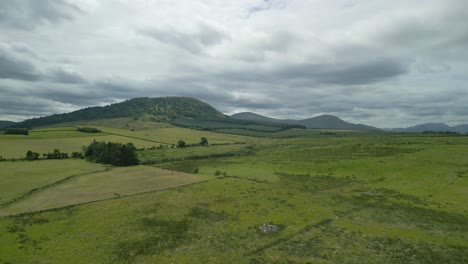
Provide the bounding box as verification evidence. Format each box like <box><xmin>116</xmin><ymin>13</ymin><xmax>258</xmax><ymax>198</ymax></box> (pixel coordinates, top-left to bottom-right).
<box><xmin>0</xmin><ymin>169</ymin><xmax>109</xmax><ymax>208</ymax></box>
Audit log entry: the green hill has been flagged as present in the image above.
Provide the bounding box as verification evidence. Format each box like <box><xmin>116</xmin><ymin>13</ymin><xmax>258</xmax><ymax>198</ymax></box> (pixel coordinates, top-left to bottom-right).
<box><xmin>231</xmin><ymin>112</ymin><xmax>379</xmax><ymax>131</ymax></box>
<box><xmin>14</xmin><ymin>97</ymin><xmax>227</xmax><ymax>128</ymax></box>
<box><xmin>12</xmin><ymin>97</ymin><xmax>306</xmax><ymax>136</ymax></box>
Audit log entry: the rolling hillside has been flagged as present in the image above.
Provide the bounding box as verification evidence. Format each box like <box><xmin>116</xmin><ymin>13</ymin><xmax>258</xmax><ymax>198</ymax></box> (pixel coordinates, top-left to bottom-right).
<box><xmin>231</xmin><ymin>112</ymin><xmax>379</xmax><ymax>131</ymax></box>
<box><xmin>9</xmin><ymin>97</ymin><xmax>304</xmax><ymax>136</ymax></box>
<box><xmin>14</xmin><ymin>97</ymin><xmax>227</xmax><ymax>128</ymax></box>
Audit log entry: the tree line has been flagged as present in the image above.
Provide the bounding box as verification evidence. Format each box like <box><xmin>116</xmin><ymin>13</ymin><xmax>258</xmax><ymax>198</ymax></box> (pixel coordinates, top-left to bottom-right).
<box><xmin>22</xmin><ymin>140</ymin><xmax>139</xmax><ymax>167</ymax></box>
<box><xmin>4</xmin><ymin>128</ymin><xmax>29</xmax><ymax>135</ymax></box>
<box><xmin>25</xmin><ymin>149</ymin><xmax>73</xmax><ymax>160</ymax></box>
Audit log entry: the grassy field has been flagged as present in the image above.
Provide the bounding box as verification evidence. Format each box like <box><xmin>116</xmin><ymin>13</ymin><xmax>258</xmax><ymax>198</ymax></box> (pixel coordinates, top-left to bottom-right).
<box><xmin>49</xmin><ymin>118</ymin><xmax>258</xmax><ymax>145</ymax></box>
<box><xmin>0</xmin><ymin>165</ymin><xmax>208</xmax><ymax>216</ymax></box>
<box><xmin>0</xmin><ymin>160</ymin><xmax>106</xmax><ymax>206</ymax></box>
<box><xmin>0</xmin><ymin>134</ymin><xmax>158</xmax><ymax>159</ymax></box>
<box><xmin>0</xmin><ymin>124</ymin><xmax>259</xmax><ymax>159</ymax></box>
<box><xmin>0</xmin><ymin>124</ymin><xmax>467</xmax><ymax>263</ymax></box>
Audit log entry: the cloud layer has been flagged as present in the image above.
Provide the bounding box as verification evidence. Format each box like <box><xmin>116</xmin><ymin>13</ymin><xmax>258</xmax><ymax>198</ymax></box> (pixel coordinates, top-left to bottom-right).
<box><xmin>0</xmin><ymin>0</ymin><xmax>467</xmax><ymax>127</ymax></box>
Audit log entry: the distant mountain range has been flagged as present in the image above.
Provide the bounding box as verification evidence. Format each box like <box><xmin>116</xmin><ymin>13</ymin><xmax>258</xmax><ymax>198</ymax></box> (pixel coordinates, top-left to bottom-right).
<box><xmin>231</xmin><ymin>112</ymin><xmax>379</xmax><ymax>131</ymax></box>
<box><xmin>3</xmin><ymin>97</ymin><xmax>466</xmax><ymax>133</ymax></box>
<box><xmin>386</xmin><ymin>123</ymin><xmax>468</xmax><ymax>133</ymax></box>
<box><xmin>0</xmin><ymin>121</ymin><xmax>16</xmax><ymax>129</ymax></box>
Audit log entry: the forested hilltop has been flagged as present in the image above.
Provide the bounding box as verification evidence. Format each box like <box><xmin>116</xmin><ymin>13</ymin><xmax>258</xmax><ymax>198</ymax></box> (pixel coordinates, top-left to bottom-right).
<box><xmin>13</xmin><ymin>97</ymin><xmax>227</xmax><ymax>129</ymax></box>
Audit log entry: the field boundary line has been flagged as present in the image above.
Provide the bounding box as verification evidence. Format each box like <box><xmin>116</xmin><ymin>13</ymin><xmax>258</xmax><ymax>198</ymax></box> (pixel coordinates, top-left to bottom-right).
<box><xmin>0</xmin><ymin>169</ymin><xmax>110</xmax><ymax>208</ymax></box>
<box><xmin>102</xmin><ymin>131</ymin><xmax>172</xmax><ymax>145</ymax></box>
<box><xmin>0</xmin><ymin>178</ymin><xmax>212</xmax><ymax>218</ymax></box>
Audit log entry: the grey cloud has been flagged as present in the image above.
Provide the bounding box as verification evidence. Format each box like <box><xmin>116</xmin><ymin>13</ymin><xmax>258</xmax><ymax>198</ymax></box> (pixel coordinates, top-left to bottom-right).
<box><xmin>321</xmin><ymin>59</ymin><xmax>407</xmax><ymax>85</ymax></box>
<box><xmin>198</xmin><ymin>24</ymin><xmax>226</xmax><ymax>46</ymax></box>
<box><xmin>0</xmin><ymin>42</ymin><xmax>87</xmax><ymax>83</ymax></box>
<box><xmin>217</xmin><ymin>58</ymin><xmax>407</xmax><ymax>86</ymax></box>
<box><xmin>50</xmin><ymin>68</ymin><xmax>86</xmax><ymax>84</ymax></box>
<box><xmin>0</xmin><ymin>49</ymin><xmax>42</xmax><ymax>81</ymax></box>
<box><xmin>275</xmin><ymin>58</ymin><xmax>407</xmax><ymax>85</ymax></box>
<box><xmin>369</xmin><ymin>1</ymin><xmax>468</xmax><ymax>61</ymax></box>
<box><xmin>0</xmin><ymin>0</ymin><xmax>81</xmax><ymax>30</ymax></box>
<box><xmin>139</xmin><ymin>23</ymin><xmax>226</xmax><ymax>54</ymax></box>
<box><xmin>0</xmin><ymin>95</ymin><xmax>77</xmax><ymax>118</ymax></box>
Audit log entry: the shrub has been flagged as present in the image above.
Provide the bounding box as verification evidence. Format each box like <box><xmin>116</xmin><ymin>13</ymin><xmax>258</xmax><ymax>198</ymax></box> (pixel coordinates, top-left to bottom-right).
<box><xmin>25</xmin><ymin>150</ymin><xmax>40</xmax><ymax>161</ymax></box>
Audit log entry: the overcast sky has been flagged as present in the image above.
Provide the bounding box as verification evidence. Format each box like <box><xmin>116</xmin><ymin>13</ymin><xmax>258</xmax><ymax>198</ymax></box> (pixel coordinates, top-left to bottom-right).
<box><xmin>1</xmin><ymin>0</ymin><xmax>467</xmax><ymax>127</ymax></box>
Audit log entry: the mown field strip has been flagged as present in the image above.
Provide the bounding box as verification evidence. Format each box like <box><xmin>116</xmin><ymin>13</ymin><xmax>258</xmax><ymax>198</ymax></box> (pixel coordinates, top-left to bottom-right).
<box><xmin>0</xmin><ymin>166</ymin><xmax>208</xmax><ymax>216</ymax></box>
<box><xmin>0</xmin><ymin>159</ymin><xmax>106</xmax><ymax>203</ymax></box>
<box><xmin>0</xmin><ymin>169</ymin><xmax>109</xmax><ymax>207</ymax></box>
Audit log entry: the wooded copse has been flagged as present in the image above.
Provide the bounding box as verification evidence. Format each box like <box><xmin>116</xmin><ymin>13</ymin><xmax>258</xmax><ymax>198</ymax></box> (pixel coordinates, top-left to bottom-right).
<box><xmin>77</xmin><ymin>127</ymin><xmax>101</xmax><ymax>133</ymax></box>
<box><xmin>84</xmin><ymin>140</ymin><xmax>139</xmax><ymax>166</ymax></box>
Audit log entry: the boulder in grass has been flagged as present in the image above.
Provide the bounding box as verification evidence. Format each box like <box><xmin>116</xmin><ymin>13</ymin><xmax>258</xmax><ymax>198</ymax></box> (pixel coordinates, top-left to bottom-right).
<box><xmin>259</xmin><ymin>224</ymin><xmax>279</xmax><ymax>233</ymax></box>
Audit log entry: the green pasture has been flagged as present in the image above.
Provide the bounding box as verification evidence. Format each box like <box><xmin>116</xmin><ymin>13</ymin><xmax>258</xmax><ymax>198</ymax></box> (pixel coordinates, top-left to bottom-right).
<box><xmin>0</xmin><ymin>123</ymin><xmax>467</xmax><ymax>263</ymax></box>
<box><xmin>1</xmin><ymin>127</ymin><xmax>94</xmax><ymax>139</ymax></box>
<box><xmin>138</xmin><ymin>144</ymin><xmax>252</xmax><ymax>164</ymax></box>
<box><xmin>49</xmin><ymin>117</ymin><xmax>173</xmax><ymax>131</ymax></box>
<box><xmin>0</xmin><ymin>133</ymin><xmax>155</xmax><ymax>159</ymax></box>
<box><xmin>0</xmin><ymin>165</ymin><xmax>208</xmax><ymax>216</ymax></box>
<box><xmin>94</xmin><ymin>126</ymin><xmax>256</xmax><ymax>146</ymax></box>
<box><xmin>0</xmin><ymin>159</ymin><xmax>106</xmax><ymax>206</ymax></box>
<box><xmin>53</xmin><ymin>118</ymin><xmax>259</xmax><ymax>144</ymax></box>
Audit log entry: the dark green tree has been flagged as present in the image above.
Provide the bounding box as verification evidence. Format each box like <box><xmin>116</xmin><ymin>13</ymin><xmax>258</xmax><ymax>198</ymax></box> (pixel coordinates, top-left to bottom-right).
<box><xmin>53</xmin><ymin>149</ymin><xmax>62</xmax><ymax>159</ymax></box>
<box><xmin>200</xmin><ymin>137</ymin><xmax>208</xmax><ymax>146</ymax></box>
<box><xmin>177</xmin><ymin>140</ymin><xmax>186</xmax><ymax>148</ymax></box>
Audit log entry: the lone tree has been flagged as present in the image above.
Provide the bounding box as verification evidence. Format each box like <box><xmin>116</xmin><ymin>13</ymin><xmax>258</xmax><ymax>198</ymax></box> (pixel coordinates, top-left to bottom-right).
<box><xmin>200</xmin><ymin>137</ymin><xmax>208</xmax><ymax>146</ymax></box>
<box><xmin>177</xmin><ymin>140</ymin><xmax>186</xmax><ymax>148</ymax></box>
